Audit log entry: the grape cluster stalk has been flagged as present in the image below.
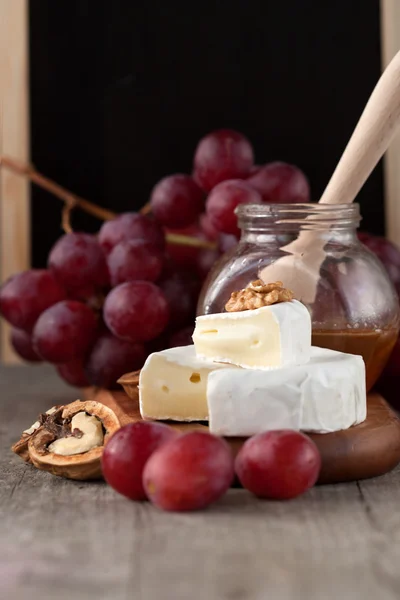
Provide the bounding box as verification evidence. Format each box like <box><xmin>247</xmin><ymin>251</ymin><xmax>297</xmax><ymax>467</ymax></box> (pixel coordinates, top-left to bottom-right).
<box><xmin>0</xmin><ymin>129</ymin><xmax>314</xmax><ymax>388</ymax></box>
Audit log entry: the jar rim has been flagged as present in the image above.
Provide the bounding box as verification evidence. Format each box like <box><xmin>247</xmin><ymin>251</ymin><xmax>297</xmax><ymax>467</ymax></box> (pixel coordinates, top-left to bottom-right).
<box><xmin>236</xmin><ymin>202</ymin><xmax>361</xmax><ymax>230</ymax></box>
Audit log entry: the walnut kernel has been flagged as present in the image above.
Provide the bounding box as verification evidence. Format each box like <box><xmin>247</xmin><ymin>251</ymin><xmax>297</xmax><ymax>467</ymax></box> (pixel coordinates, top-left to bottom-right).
<box><xmin>225</xmin><ymin>280</ymin><xmax>294</xmax><ymax>312</ymax></box>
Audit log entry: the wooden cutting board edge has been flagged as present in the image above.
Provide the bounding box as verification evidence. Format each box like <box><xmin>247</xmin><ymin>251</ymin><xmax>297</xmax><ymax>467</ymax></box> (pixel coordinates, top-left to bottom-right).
<box><xmin>83</xmin><ymin>386</ymin><xmax>400</xmax><ymax>485</ymax></box>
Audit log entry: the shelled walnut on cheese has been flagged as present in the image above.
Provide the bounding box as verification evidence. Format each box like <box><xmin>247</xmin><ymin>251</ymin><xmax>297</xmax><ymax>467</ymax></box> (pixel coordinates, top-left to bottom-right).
<box><xmin>12</xmin><ymin>400</ymin><xmax>121</xmax><ymax>480</ymax></box>
<box><xmin>225</xmin><ymin>280</ymin><xmax>294</xmax><ymax>312</ymax></box>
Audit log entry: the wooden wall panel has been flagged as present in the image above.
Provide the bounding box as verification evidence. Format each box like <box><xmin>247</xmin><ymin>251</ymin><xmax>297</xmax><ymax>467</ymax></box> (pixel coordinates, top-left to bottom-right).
<box><xmin>381</xmin><ymin>0</ymin><xmax>400</xmax><ymax>245</ymax></box>
<box><xmin>0</xmin><ymin>0</ymin><xmax>30</xmax><ymax>362</ymax></box>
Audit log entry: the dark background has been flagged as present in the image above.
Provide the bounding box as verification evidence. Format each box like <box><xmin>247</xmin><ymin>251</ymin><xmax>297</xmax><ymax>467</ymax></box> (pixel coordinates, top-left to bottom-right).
<box><xmin>30</xmin><ymin>0</ymin><xmax>383</xmax><ymax>267</ymax></box>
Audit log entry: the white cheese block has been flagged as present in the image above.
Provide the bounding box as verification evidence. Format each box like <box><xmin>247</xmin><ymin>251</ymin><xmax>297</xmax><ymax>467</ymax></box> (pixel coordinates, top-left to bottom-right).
<box><xmin>139</xmin><ymin>345</ymin><xmax>239</xmax><ymax>422</ymax></box>
<box><xmin>193</xmin><ymin>300</ymin><xmax>311</xmax><ymax>369</ymax></box>
<box><xmin>207</xmin><ymin>347</ymin><xmax>366</xmax><ymax>436</ymax></box>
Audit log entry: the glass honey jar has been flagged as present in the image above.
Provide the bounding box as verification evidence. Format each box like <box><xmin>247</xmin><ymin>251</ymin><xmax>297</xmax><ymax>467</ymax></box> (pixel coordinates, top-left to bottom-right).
<box><xmin>198</xmin><ymin>203</ymin><xmax>400</xmax><ymax>391</ymax></box>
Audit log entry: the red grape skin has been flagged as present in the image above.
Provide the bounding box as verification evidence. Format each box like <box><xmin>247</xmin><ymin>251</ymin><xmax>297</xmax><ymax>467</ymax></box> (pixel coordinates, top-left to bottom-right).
<box><xmin>104</xmin><ymin>281</ymin><xmax>169</xmax><ymax>343</ymax></box>
<box><xmin>158</xmin><ymin>272</ymin><xmax>197</xmax><ymax>330</ymax></box>
<box><xmin>219</xmin><ymin>233</ymin><xmax>239</xmax><ymax>254</ymax></box>
<box><xmin>0</xmin><ymin>270</ymin><xmax>66</xmax><ymax>332</ymax></box>
<box><xmin>102</xmin><ymin>422</ymin><xmax>178</xmax><ymax>500</ymax></box>
<box><xmin>168</xmin><ymin>326</ymin><xmax>194</xmax><ymax>348</ymax></box>
<box><xmin>247</xmin><ymin>161</ymin><xmax>310</xmax><ymax>204</ymax></box>
<box><xmin>358</xmin><ymin>232</ymin><xmax>400</xmax><ymax>292</ymax></box>
<box><xmin>107</xmin><ymin>240</ymin><xmax>164</xmax><ymax>286</ymax></box>
<box><xmin>193</xmin><ymin>129</ymin><xmax>254</xmax><ymax>192</ymax></box>
<box><xmin>247</xmin><ymin>164</ymin><xmax>262</xmax><ymax>177</ymax></box>
<box><xmin>85</xmin><ymin>332</ymin><xmax>146</xmax><ymax>389</ymax></box>
<box><xmin>33</xmin><ymin>300</ymin><xmax>98</xmax><ymax>363</ymax></box>
<box><xmin>145</xmin><ymin>331</ymin><xmax>171</xmax><ymax>355</ymax></box>
<box><xmin>143</xmin><ymin>431</ymin><xmax>235</xmax><ymax>511</ymax></box>
<box><xmin>57</xmin><ymin>358</ymin><xmax>90</xmax><ymax>387</ymax></box>
<box><xmin>48</xmin><ymin>233</ymin><xmax>109</xmax><ymax>294</ymax></box>
<box><xmin>10</xmin><ymin>328</ymin><xmax>42</xmax><ymax>362</ymax></box>
<box><xmin>99</xmin><ymin>213</ymin><xmax>165</xmax><ymax>254</ymax></box>
<box><xmin>200</xmin><ymin>213</ymin><xmax>219</xmax><ymax>241</ymax></box>
<box><xmin>235</xmin><ymin>430</ymin><xmax>321</xmax><ymax>500</ymax></box>
<box><xmin>196</xmin><ymin>248</ymin><xmax>220</xmax><ymax>281</ymax></box>
<box><xmin>150</xmin><ymin>174</ymin><xmax>204</xmax><ymax>228</ymax></box>
<box><xmin>206</xmin><ymin>179</ymin><xmax>263</xmax><ymax>236</ymax></box>
<box><xmin>165</xmin><ymin>224</ymin><xmax>206</xmax><ymax>270</ymax></box>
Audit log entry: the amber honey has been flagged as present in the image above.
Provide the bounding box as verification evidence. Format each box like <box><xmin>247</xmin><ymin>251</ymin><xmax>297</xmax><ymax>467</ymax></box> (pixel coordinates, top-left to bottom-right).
<box><xmin>312</xmin><ymin>327</ymin><xmax>399</xmax><ymax>392</ymax></box>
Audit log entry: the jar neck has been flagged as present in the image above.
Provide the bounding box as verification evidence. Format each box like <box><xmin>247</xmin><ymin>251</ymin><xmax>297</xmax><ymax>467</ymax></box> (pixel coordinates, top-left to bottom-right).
<box><xmin>236</xmin><ymin>203</ymin><xmax>362</xmax><ymax>239</ymax></box>
<box><xmin>240</xmin><ymin>228</ymin><xmax>358</xmax><ymax>245</ymax></box>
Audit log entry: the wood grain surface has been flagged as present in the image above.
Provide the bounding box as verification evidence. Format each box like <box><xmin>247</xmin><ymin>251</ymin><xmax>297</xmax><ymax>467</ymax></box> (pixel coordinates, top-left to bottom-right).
<box><xmin>3</xmin><ymin>364</ymin><xmax>400</xmax><ymax>600</ymax></box>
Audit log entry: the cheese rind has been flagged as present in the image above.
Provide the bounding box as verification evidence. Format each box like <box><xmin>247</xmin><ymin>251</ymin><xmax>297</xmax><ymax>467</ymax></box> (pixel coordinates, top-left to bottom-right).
<box><xmin>193</xmin><ymin>300</ymin><xmax>311</xmax><ymax>369</ymax></box>
<box><xmin>139</xmin><ymin>345</ymin><xmax>238</xmax><ymax>422</ymax></box>
<box><xmin>207</xmin><ymin>347</ymin><xmax>366</xmax><ymax>436</ymax></box>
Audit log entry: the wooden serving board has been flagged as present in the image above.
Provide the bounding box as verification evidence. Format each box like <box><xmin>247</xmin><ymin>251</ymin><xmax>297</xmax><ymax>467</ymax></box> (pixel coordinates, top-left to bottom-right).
<box><xmin>88</xmin><ymin>386</ymin><xmax>400</xmax><ymax>485</ymax></box>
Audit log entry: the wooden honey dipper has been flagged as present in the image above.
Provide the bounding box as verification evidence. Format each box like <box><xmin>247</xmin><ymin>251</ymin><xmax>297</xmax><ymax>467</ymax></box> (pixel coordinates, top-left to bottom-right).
<box><xmin>260</xmin><ymin>49</ymin><xmax>400</xmax><ymax>304</ymax></box>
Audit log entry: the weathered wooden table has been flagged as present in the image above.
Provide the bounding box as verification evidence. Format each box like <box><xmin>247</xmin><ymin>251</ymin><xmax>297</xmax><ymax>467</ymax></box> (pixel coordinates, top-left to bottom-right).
<box><xmin>2</xmin><ymin>364</ymin><xmax>400</xmax><ymax>600</ymax></box>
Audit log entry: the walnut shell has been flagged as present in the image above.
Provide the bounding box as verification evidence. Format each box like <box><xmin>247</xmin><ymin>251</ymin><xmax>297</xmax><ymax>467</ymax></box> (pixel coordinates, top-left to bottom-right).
<box><xmin>12</xmin><ymin>435</ymin><xmax>34</xmax><ymax>463</ymax></box>
<box><xmin>11</xmin><ymin>405</ymin><xmax>62</xmax><ymax>463</ymax></box>
<box><xmin>27</xmin><ymin>400</ymin><xmax>121</xmax><ymax>481</ymax></box>
<box><xmin>117</xmin><ymin>370</ymin><xmax>140</xmax><ymax>400</ymax></box>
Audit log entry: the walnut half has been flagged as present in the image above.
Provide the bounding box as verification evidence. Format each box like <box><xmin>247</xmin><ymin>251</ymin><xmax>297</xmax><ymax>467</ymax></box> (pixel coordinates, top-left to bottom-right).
<box><xmin>11</xmin><ymin>405</ymin><xmax>61</xmax><ymax>462</ymax></box>
<box><xmin>12</xmin><ymin>400</ymin><xmax>121</xmax><ymax>480</ymax></box>
<box><xmin>225</xmin><ymin>280</ymin><xmax>294</xmax><ymax>312</ymax></box>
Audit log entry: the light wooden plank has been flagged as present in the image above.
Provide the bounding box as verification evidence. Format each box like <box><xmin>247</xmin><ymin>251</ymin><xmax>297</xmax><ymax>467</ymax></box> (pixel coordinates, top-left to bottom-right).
<box><xmin>381</xmin><ymin>0</ymin><xmax>400</xmax><ymax>245</ymax></box>
<box><xmin>2</xmin><ymin>364</ymin><xmax>400</xmax><ymax>600</ymax></box>
<box><xmin>0</xmin><ymin>0</ymin><xmax>30</xmax><ymax>363</ymax></box>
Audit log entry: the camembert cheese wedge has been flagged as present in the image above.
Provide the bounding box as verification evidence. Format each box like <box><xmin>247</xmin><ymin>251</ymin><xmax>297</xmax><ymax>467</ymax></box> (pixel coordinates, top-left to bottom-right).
<box><xmin>139</xmin><ymin>345</ymin><xmax>238</xmax><ymax>422</ymax></box>
<box><xmin>207</xmin><ymin>347</ymin><xmax>366</xmax><ymax>436</ymax></box>
<box><xmin>193</xmin><ymin>300</ymin><xmax>311</xmax><ymax>369</ymax></box>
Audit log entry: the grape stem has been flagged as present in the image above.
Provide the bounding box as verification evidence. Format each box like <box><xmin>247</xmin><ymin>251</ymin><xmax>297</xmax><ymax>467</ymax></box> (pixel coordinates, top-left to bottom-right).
<box><xmin>0</xmin><ymin>155</ymin><xmax>116</xmax><ymax>221</ymax></box>
<box><xmin>0</xmin><ymin>155</ymin><xmax>216</xmax><ymax>249</ymax></box>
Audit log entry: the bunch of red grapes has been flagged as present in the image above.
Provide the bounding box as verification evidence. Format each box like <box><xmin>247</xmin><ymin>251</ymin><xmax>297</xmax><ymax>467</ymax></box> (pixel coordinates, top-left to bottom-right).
<box><xmin>1</xmin><ymin>127</ymin><xmax>400</xmax><ymax>393</ymax></box>
<box><xmin>0</xmin><ymin>129</ymin><xmax>311</xmax><ymax>389</ymax></box>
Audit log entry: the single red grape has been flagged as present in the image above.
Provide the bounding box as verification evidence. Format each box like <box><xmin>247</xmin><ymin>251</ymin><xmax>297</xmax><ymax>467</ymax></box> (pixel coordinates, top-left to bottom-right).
<box><xmin>158</xmin><ymin>272</ymin><xmax>197</xmax><ymax>329</ymax></box>
<box><xmin>104</xmin><ymin>282</ymin><xmax>169</xmax><ymax>343</ymax></box>
<box><xmin>107</xmin><ymin>240</ymin><xmax>164</xmax><ymax>286</ymax></box>
<box><xmin>358</xmin><ymin>232</ymin><xmax>400</xmax><ymax>291</ymax></box>
<box><xmin>206</xmin><ymin>179</ymin><xmax>262</xmax><ymax>236</ymax></box>
<box><xmin>85</xmin><ymin>332</ymin><xmax>146</xmax><ymax>388</ymax></box>
<box><xmin>57</xmin><ymin>358</ymin><xmax>91</xmax><ymax>387</ymax></box>
<box><xmin>195</xmin><ymin>248</ymin><xmax>220</xmax><ymax>280</ymax></box>
<box><xmin>145</xmin><ymin>331</ymin><xmax>170</xmax><ymax>355</ymax></box>
<box><xmin>218</xmin><ymin>233</ymin><xmax>239</xmax><ymax>254</ymax></box>
<box><xmin>10</xmin><ymin>328</ymin><xmax>42</xmax><ymax>362</ymax></box>
<box><xmin>33</xmin><ymin>300</ymin><xmax>97</xmax><ymax>363</ymax></box>
<box><xmin>102</xmin><ymin>422</ymin><xmax>178</xmax><ymax>500</ymax></box>
<box><xmin>168</xmin><ymin>326</ymin><xmax>194</xmax><ymax>348</ymax></box>
<box><xmin>193</xmin><ymin>129</ymin><xmax>254</xmax><ymax>191</ymax></box>
<box><xmin>143</xmin><ymin>431</ymin><xmax>235</xmax><ymax>511</ymax></box>
<box><xmin>0</xmin><ymin>270</ymin><xmax>66</xmax><ymax>332</ymax></box>
<box><xmin>200</xmin><ymin>213</ymin><xmax>219</xmax><ymax>241</ymax></box>
<box><xmin>165</xmin><ymin>224</ymin><xmax>206</xmax><ymax>269</ymax></box>
<box><xmin>235</xmin><ymin>430</ymin><xmax>321</xmax><ymax>500</ymax></box>
<box><xmin>247</xmin><ymin>164</ymin><xmax>262</xmax><ymax>177</ymax></box>
<box><xmin>99</xmin><ymin>213</ymin><xmax>165</xmax><ymax>254</ymax></box>
<box><xmin>247</xmin><ymin>161</ymin><xmax>310</xmax><ymax>204</ymax></box>
<box><xmin>150</xmin><ymin>174</ymin><xmax>204</xmax><ymax>228</ymax></box>
<box><xmin>48</xmin><ymin>233</ymin><xmax>109</xmax><ymax>294</ymax></box>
